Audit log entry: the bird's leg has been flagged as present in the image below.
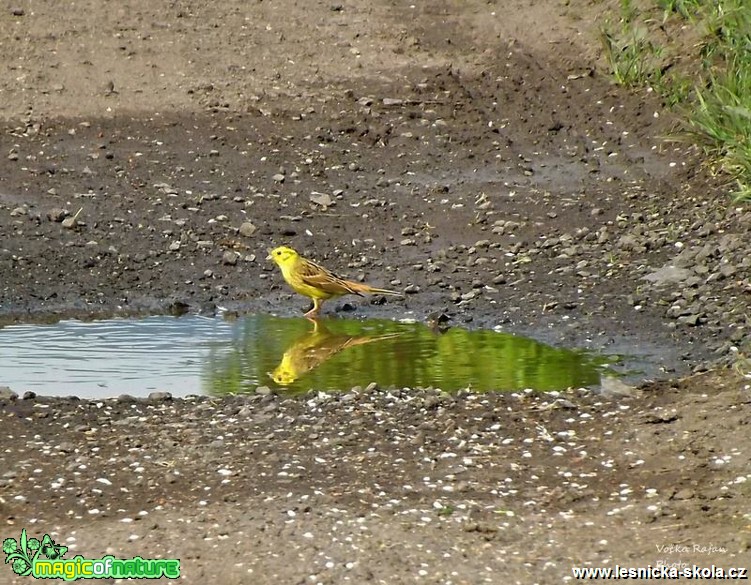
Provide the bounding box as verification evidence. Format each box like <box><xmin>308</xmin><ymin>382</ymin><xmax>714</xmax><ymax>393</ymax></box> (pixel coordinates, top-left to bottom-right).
<box><xmin>304</xmin><ymin>298</ymin><xmax>323</xmax><ymax>319</ymax></box>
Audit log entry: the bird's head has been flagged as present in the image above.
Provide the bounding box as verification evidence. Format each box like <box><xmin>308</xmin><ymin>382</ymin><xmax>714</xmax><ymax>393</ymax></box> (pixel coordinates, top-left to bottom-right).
<box><xmin>267</xmin><ymin>246</ymin><xmax>299</xmax><ymax>267</ymax></box>
<box><xmin>269</xmin><ymin>365</ymin><xmax>296</xmax><ymax>385</ymax></box>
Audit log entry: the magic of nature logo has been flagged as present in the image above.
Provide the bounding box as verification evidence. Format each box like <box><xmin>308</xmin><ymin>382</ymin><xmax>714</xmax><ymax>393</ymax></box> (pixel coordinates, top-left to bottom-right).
<box><xmin>3</xmin><ymin>528</ymin><xmax>180</xmax><ymax>580</ymax></box>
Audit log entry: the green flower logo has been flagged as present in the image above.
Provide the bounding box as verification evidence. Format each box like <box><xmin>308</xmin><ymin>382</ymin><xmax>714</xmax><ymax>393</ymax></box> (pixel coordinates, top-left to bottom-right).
<box><xmin>12</xmin><ymin>558</ymin><xmax>29</xmax><ymax>575</ymax></box>
<box><xmin>3</xmin><ymin>529</ymin><xmax>65</xmax><ymax>577</ymax></box>
<box><xmin>2</xmin><ymin>538</ymin><xmax>16</xmax><ymax>555</ymax></box>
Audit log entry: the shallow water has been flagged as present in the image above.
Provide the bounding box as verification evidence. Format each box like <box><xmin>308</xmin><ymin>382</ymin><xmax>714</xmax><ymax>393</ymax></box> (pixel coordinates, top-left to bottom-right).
<box><xmin>0</xmin><ymin>314</ymin><xmax>624</xmax><ymax>398</ymax></box>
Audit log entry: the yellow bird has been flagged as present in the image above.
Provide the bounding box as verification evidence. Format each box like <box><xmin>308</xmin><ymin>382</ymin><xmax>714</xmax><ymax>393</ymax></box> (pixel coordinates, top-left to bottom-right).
<box><xmin>267</xmin><ymin>246</ymin><xmax>401</xmax><ymax>318</ymax></box>
<box><xmin>269</xmin><ymin>319</ymin><xmax>403</xmax><ymax>385</ymax></box>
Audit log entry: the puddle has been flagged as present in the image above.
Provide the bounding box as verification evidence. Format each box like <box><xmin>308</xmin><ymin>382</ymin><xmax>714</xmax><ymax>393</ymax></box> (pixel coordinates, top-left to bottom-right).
<box><xmin>0</xmin><ymin>314</ymin><xmax>626</xmax><ymax>398</ymax></box>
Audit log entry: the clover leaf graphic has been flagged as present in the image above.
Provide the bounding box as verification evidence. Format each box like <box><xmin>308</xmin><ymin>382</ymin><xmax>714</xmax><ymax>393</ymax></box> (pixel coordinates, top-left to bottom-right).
<box><xmin>40</xmin><ymin>534</ymin><xmax>67</xmax><ymax>560</ymax></box>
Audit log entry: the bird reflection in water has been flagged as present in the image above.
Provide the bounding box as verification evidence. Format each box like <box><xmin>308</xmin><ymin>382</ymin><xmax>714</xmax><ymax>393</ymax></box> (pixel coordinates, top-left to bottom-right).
<box><xmin>269</xmin><ymin>319</ymin><xmax>403</xmax><ymax>386</ymax></box>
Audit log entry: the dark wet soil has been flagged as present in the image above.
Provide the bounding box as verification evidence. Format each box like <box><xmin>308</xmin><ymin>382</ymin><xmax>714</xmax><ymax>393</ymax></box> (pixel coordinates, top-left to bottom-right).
<box><xmin>1</xmin><ymin>1</ymin><xmax>749</xmax><ymax>583</ymax></box>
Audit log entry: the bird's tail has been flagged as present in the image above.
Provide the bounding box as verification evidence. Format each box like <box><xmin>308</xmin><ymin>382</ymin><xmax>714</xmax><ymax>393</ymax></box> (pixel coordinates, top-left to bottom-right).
<box><xmin>346</xmin><ymin>281</ymin><xmax>402</xmax><ymax>296</ymax></box>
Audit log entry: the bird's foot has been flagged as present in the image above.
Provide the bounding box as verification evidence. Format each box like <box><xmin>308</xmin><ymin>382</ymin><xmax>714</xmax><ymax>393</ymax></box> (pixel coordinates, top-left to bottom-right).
<box><xmin>303</xmin><ymin>309</ymin><xmax>321</xmax><ymax>320</ymax></box>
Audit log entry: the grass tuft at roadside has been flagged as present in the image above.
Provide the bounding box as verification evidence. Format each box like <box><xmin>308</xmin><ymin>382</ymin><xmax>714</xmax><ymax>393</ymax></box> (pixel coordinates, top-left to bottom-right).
<box><xmin>601</xmin><ymin>0</ymin><xmax>751</xmax><ymax>201</ymax></box>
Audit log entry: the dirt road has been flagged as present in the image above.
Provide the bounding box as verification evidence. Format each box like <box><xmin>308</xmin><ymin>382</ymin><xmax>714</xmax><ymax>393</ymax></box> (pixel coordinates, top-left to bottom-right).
<box><xmin>1</xmin><ymin>1</ymin><xmax>749</xmax><ymax>583</ymax></box>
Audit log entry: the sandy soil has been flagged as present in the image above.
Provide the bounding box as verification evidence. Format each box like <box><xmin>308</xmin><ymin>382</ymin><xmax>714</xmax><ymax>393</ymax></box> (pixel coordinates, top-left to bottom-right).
<box><xmin>1</xmin><ymin>1</ymin><xmax>750</xmax><ymax>583</ymax></box>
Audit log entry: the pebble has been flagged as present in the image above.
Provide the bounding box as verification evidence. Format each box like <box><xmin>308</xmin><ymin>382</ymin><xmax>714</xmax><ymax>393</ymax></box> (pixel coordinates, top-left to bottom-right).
<box><xmin>310</xmin><ymin>193</ymin><xmax>333</xmax><ymax>208</ymax></box>
<box><xmin>58</xmin><ymin>441</ymin><xmax>76</xmax><ymax>453</ymax></box>
<box><xmin>47</xmin><ymin>208</ymin><xmax>68</xmax><ymax>222</ymax></box>
<box><xmin>148</xmin><ymin>392</ymin><xmax>172</xmax><ymax>401</ymax></box>
<box><xmin>222</xmin><ymin>251</ymin><xmax>238</xmax><ymax>266</ymax></box>
<box><xmin>672</xmin><ymin>488</ymin><xmax>695</xmax><ymax>500</ymax></box>
<box><xmin>643</xmin><ymin>264</ymin><xmax>691</xmax><ymax>286</ymax></box>
<box><xmin>0</xmin><ymin>386</ymin><xmax>17</xmax><ymax>400</ymax></box>
<box><xmin>239</xmin><ymin>222</ymin><xmax>257</xmax><ymax>237</ymax></box>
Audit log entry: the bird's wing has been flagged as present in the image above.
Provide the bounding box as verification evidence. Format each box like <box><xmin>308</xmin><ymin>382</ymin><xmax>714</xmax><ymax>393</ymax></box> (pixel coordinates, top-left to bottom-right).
<box><xmin>298</xmin><ymin>258</ymin><xmax>364</xmax><ymax>296</ymax></box>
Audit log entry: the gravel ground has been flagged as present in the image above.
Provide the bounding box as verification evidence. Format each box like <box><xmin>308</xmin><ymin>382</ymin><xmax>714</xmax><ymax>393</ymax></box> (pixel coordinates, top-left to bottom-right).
<box><xmin>0</xmin><ymin>1</ymin><xmax>750</xmax><ymax>583</ymax></box>
<box><xmin>2</xmin><ymin>374</ymin><xmax>750</xmax><ymax>584</ymax></box>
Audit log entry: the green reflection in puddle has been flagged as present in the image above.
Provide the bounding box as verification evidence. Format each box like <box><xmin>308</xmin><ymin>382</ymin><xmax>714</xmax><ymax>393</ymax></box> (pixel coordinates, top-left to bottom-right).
<box><xmin>206</xmin><ymin>314</ymin><xmax>620</xmax><ymax>395</ymax></box>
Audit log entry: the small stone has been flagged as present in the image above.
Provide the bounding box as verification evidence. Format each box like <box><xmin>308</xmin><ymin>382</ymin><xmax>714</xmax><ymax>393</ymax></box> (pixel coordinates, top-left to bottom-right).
<box><xmin>272</xmin><ymin>173</ymin><xmax>285</xmax><ymax>183</ymax></box>
<box><xmin>617</xmin><ymin>234</ymin><xmax>642</xmax><ymax>251</ymax></box>
<box><xmin>643</xmin><ymin>265</ymin><xmax>691</xmax><ymax>286</ymax></box>
<box><xmin>598</xmin><ymin>377</ymin><xmax>640</xmax><ymax>398</ymax></box>
<box><xmin>426</xmin><ymin>311</ymin><xmax>450</xmax><ymax>326</ymax></box>
<box><xmin>61</xmin><ymin>217</ymin><xmax>78</xmax><ymax>229</ymax></box>
<box><xmin>719</xmin><ymin>264</ymin><xmax>736</xmax><ymax>277</ymax></box>
<box><xmin>148</xmin><ymin>391</ymin><xmax>172</xmax><ymax>401</ymax></box>
<box><xmin>47</xmin><ymin>208</ymin><xmax>68</xmax><ymax>222</ymax></box>
<box><xmin>22</xmin><ymin>391</ymin><xmax>36</xmax><ymax>400</ymax></box>
<box><xmin>239</xmin><ymin>222</ymin><xmax>257</xmax><ymax>237</ymax></box>
<box><xmin>255</xmin><ymin>386</ymin><xmax>273</xmax><ymax>395</ymax></box>
<box><xmin>58</xmin><ymin>442</ymin><xmax>76</xmax><ymax>453</ymax></box>
<box><xmin>677</xmin><ymin>314</ymin><xmax>701</xmax><ymax>326</ymax></box>
<box><xmin>672</xmin><ymin>488</ymin><xmax>695</xmax><ymax>501</ymax></box>
<box><xmin>0</xmin><ymin>386</ymin><xmax>18</xmax><ymax>401</ymax></box>
<box><xmin>310</xmin><ymin>192</ymin><xmax>334</xmax><ymax>208</ymax></box>
<box><xmin>404</xmin><ymin>284</ymin><xmax>420</xmax><ymax>294</ymax></box>
<box><xmin>222</xmin><ymin>251</ymin><xmax>238</xmax><ymax>266</ymax></box>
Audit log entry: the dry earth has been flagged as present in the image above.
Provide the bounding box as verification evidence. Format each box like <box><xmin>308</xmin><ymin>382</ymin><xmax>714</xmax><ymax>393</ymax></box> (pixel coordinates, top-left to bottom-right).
<box><xmin>0</xmin><ymin>1</ymin><xmax>750</xmax><ymax>583</ymax></box>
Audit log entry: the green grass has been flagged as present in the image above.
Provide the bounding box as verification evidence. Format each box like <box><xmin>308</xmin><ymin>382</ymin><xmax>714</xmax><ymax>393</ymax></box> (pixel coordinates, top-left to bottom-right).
<box><xmin>601</xmin><ymin>0</ymin><xmax>751</xmax><ymax>201</ymax></box>
<box><xmin>600</xmin><ymin>23</ymin><xmax>664</xmax><ymax>87</ymax></box>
